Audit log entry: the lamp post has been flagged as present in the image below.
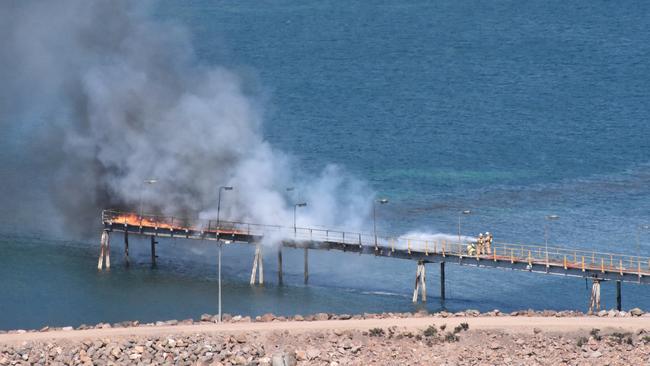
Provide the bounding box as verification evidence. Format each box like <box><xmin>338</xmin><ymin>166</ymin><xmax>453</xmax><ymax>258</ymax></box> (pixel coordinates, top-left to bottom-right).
<box><xmin>544</xmin><ymin>214</ymin><xmax>560</xmax><ymax>267</ymax></box>
<box><xmin>216</xmin><ymin>186</ymin><xmax>233</xmax><ymax>235</ymax></box>
<box><xmin>216</xmin><ymin>185</ymin><xmax>233</xmax><ymax>323</ymax></box>
<box><xmin>138</xmin><ymin>179</ymin><xmax>158</xmax><ymax>218</ymax></box>
<box><xmin>294</xmin><ymin>203</ymin><xmax>307</xmax><ymax>236</ymax></box>
<box><xmin>373</xmin><ymin>198</ymin><xmax>389</xmax><ymax>248</ymax></box>
<box><xmin>458</xmin><ymin>210</ymin><xmax>472</xmax><ymax>246</ymax></box>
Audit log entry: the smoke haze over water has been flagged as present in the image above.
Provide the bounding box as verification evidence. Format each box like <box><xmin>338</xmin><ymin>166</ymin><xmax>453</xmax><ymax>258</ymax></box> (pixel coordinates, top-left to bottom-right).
<box><xmin>0</xmin><ymin>0</ymin><xmax>372</xmax><ymax>236</ymax></box>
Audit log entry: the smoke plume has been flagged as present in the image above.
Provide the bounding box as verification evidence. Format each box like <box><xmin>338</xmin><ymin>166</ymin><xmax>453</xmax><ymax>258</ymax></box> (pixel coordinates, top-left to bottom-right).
<box><xmin>0</xmin><ymin>1</ymin><xmax>372</xmax><ymax>236</ymax></box>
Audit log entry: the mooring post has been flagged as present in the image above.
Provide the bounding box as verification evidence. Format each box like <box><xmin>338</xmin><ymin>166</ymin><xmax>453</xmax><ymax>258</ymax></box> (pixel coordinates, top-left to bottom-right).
<box><xmin>278</xmin><ymin>248</ymin><xmax>283</xmax><ymax>285</ymax></box>
<box><xmin>124</xmin><ymin>230</ymin><xmax>130</xmax><ymax>267</ymax></box>
<box><xmin>440</xmin><ymin>261</ymin><xmax>446</xmax><ymax>301</ymax></box>
<box><xmin>150</xmin><ymin>236</ymin><xmax>157</xmax><ymax>268</ymax></box>
<box><xmin>304</xmin><ymin>248</ymin><xmax>309</xmax><ymax>284</ymax></box>
<box><xmin>616</xmin><ymin>280</ymin><xmax>622</xmax><ymax>311</ymax></box>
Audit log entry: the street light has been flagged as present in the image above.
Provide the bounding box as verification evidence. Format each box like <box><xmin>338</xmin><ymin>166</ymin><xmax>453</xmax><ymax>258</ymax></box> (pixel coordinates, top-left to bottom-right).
<box><xmin>458</xmin><ymin>210</ymin><xmax>472</xmax><ymax>246</ymax></box>
<box><xmin>138</xmin><ymin>179</ymin><xmax>158</xmax><ymax>218</ymax></box>
<box><xmin>216</xmin><ymin>186</ymin><xmax>233</xmax><ymax>234</ymax></box>
<box><xmin>216</xmin><ymin>185</ymin><xmax>233</xmax><ymax>323</ymax></box>
<box><xmin>373</xmin><ymin>198</ymin><xmax>389</xmax><ymax>249</ymax></box>
<box><xmin>294</xmin><ymin>202</ymin><xmax>307</xmax><ymax>236</ymax></box>
<box><xmin>544</xmin><ymin>215</ymin><xmax>560</xmax><ymax>267</ymax></box>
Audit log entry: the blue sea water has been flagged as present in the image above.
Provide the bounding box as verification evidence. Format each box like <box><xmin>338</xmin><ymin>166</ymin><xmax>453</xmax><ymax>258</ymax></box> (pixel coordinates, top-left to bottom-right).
<box><xmin>1</xmin><ymin>0</ymin><xmax>650</xmax><ymax>329</ymax></box>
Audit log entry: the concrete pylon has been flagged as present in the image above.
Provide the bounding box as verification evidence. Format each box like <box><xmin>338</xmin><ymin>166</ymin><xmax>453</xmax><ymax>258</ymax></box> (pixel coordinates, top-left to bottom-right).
<box><xmin>97</xmin><ymin>230</ymin><xmax>110</xmax><ymax>271</ymax></box>
<box><xmin>588</xmin><ymin>279</ymin><xmax>601</xmax><ymax>314</ymax></box>
<box><xmin>250</xmin><ymin>244</ymin><xmax>264</xmax><ymax>285</ymax></box>
<box><xmin>412</xmin><ymin>261</ymin><xmax>427</xmax><ymax>303</ymax></box>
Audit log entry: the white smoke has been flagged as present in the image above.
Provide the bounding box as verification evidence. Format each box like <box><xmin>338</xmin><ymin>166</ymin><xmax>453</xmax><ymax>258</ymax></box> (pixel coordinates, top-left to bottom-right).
<box><xmin>0</xmin><ymin>0</ymin><xmax>373</xmax><ymax>235</ymax></box>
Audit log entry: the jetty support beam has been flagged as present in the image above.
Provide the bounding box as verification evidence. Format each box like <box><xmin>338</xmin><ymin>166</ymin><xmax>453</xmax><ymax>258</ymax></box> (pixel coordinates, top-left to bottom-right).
<box><xmin>250</xmin><ymin>244</ymin><xmax>264</xmax><ymax>285</ymax></box>
<box><xmin>616</xmin><ymin>280</ymin><xmax>622</xmax><ymax>311</ymax></box>
<box><xmin>412</xmin><ymin>261</ymin><xmax>426</xmax><ymax>303</ymax></box>
<box><xmin>588</xmin><ymin>279</ymin><xmax>601</xmax><ymax>314</ymax></box>
<box><xmin>150</xmin><ymin>236</ymin><xmax>157</xmax><ymax>268</ymax></box>
<box><xmin>304</xmin><ymin>248</ymin><xmax>309</xmax><ymax>284</ymax></box>
<box><xmin>278</xmin><ymin>248</ymin><xmax>283</xmax><ymax>285</ymax></box>
<box><xmin>97</xmin><ymin>230</ymin><xmax>110</xmax><ymax>271</ymax></box>
<box><xmin>440</xmin><ymin>262</ymin><xmax>446</xmax><ymax>301</ymax></box>
<box><xmin>124</xmin><ymin>230</ymin><xmax>129</xmax><ymax>267</ymax></box>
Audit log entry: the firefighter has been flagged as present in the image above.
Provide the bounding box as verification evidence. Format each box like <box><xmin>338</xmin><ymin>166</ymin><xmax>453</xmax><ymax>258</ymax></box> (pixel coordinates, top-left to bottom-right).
<box><xmin>467</xmin><ymin>242</ymin><xmax>477</xmax><ymax>256</ymax></box>
<box><xmin>485</xmin><ymin>231</ymin><xmax>493</xmax><ymax>254</ymax></box>
<box><xmin>477</xmin><ymin>233</ymin><xmax>484</xmax><ymax>255</ymax></box>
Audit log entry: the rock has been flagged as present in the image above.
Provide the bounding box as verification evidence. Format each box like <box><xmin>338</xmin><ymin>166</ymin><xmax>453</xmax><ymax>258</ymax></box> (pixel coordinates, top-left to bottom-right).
<box><xmin>133</xmin><ymin>345</ymin><xmax>145</xmax><ymax>353</ymax></box>
<box><xmin>234</xmin><ymin>334</ymin><xmax>247</xmax><ymax>343</ymax></box>
<box><xmin>293</xmin><ymin>315</ymin><xmax>304</xmax><ymax>321</ymax></box>
<box><xmin>608</xmin><ymin>310</ymin><xmax>617</xmax><ymax>317</ymax></box>
<box><xmin>590</xmin><ymin>351</ymin><xmax>602</xmax><ymax>358</ymax></box>
<box><xmin>489</xmin><ymin>342</ymin><xmax>501</xmax><ymax>350</ymax></box>
<box><xmin>314</xmin><ymin>313</ymin><xmax>329</xmax><ymax>321</ymax></box>
<box><xmin>261</xmin><ymin>313</ymin><xmax>275</xmax><ymax>322</ymax></box>
<box><xmin>338</xmin><ymin>314</ymin><xmax>352</xmax><ymax>320</ymax></box>
<box><xmin>597</xmin><ymin>310</ymin><xmax>608</xmax><ymax>317</ymax></box>
<box><xmin>533</xmin><ymin>328</ymin><xmax>542</xmax><ymax>334</ymax></box>
<box><xmin>271</xmin><ymin>352</ymin><xmax>296</xmax><ymax>366</ymax></box>
<box><xmin>306</xmin><ymin>348</ymin><xmax>321</xmax><ymax>360</ymax></box>
<box><xmin>630</xmin><ymin>308</ymin><xmax>644</xmax><ymax>316</ymax></box>
<box><xmin>295</xmin><ymin>350</ymin><xmax>307</xmax><ymax>361</ymax></box>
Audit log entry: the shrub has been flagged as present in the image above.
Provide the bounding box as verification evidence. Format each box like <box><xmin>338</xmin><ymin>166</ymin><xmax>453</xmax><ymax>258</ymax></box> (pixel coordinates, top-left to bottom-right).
<box><xmin>423</xmin><ymin>325</ymin><xmax>438</xmax><ymax>337</ymax></box>
<box><xmin>609</xmin><ymin>332</ymin><xmax>631</xmax><ymax>344</ymax></box>
<box><xmin>369</xmin><ymin>328</ymin><xmax>385</xmax><ymax>337</ymax></box>
<box><xmin>577</xmin><ymin>337</ymin><xmax>588</xmax><ymax>347</ymax></box>
<box><xmin>444</xmin><ymin>332</ymin><xmax>459</xmax><ymax>342</ymax></box>
<box><xmin>439</xmin><ymin>324</ymin><xmax>447</xmax><ymax>331</ymax></box>
<box><xmin>460</xmin><ymin>322</ymin><xmax>469</xmax><ymax>331</ymax></box>
<box><xmin>453</xmin><ymin>325</ymin><xmax>463</xmax><ymax>334</ymax></box>
<box><xmin>590</xmin><ymin>328</ymin><xmax>601</xmax><ymax>341</ymax></box>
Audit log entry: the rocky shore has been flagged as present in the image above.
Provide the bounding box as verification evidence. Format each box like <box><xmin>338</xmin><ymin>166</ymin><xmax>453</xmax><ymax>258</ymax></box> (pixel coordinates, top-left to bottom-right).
<box><xmin>1</xmin><ymin>308</ymin><xmax>647</xmax><ymax>335</ymax></box>
<box><xmin>1</xmin><ymin>309</ymin><xmax>649</xmax><ymax>365</ymax></box>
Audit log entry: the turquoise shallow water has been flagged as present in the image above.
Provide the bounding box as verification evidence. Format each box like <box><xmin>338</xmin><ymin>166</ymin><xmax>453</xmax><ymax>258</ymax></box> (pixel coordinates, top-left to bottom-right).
<box><xmin>1</xmin><ymin>0</ymin><xmax>650</xmax><ymax>329</ymax></box>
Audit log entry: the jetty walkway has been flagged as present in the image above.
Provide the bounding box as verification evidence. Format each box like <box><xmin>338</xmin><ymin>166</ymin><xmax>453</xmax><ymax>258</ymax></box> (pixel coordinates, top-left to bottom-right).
<box><xmin>99</xmin><ymin>210</ymin><xmax>650</xmax><ymax>311</ymax></box>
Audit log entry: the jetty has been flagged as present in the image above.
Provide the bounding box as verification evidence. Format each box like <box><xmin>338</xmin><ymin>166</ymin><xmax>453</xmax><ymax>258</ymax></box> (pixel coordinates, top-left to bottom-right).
<box><xmin>99</xmin><ymin>210</ymin><xmax>650</xmax><ymax>312</ymax></box>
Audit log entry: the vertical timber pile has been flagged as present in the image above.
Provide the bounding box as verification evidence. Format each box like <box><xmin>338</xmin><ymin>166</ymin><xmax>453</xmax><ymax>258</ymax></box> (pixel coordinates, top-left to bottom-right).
<box><xmin>150</xmin><ymin>236</ymin><xmax>157</xmax><ymax>268</ymax></box>
<box><xmin>588</xmin><ymin>279</ymin><xmax>601</xmax><ymax>314</ymax></box>
<box><xmin>304</xmin><ymin>248</ymin><xmax>309</xmax><ymax>284</ymax></box>
<box><xmin>250</xmin><ymin>244</ymin><xmax>264</xmax><ymax>285</ymax></box>
<box><xmin>440</xmin><ymin>262</ymin><xmax>446</xmax><ymax>301</ymax></box>
<box><xmin>616</xmin><ymin>281</ymin><xmax>622</xmax><ymax>311</ymax></box>
<box><xmin>124</xmin><ymin>230</ymin><xmax>129</xmax><ymax>267</ymax></box>
<box><xmin>412</xmin><ymin>261</ymin><xmax>426</xmax><ymax>303</ymax></box>
<box><xmin>278</xmin><ymin>248</ymin><xmax>283</xmax><ymax>285</ymax></box>
<box><xmin>97</xmin><ymin>230</ymin><xmax>111</xmax><ymax>271</ymax></box>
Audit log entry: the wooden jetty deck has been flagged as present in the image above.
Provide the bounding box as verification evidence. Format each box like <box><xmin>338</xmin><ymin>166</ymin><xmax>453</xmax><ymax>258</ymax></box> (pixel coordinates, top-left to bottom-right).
<box><xmin>99</xmin><ymin>210</ymin><xmax>650</xmax><ymax>310</ymax></box>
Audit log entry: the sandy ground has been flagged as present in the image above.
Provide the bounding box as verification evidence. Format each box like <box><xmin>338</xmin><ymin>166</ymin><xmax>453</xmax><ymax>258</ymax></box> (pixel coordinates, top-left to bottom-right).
<box><xmin>2</xmin><ymin>316</ymin><xmax>648</xmax><ymax>345</ymax></box>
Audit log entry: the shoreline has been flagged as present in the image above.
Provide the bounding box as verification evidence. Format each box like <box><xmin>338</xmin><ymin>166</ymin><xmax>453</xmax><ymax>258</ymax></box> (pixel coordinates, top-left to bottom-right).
<box><xmin>2</xmin><ymin>308</ymin><xmax>647</xmax><ymax>335</ymax></box>
<box><xmin>2</xmin><ymin>314</ymin><xmax>650</xmax><ymax>365</ymax></box>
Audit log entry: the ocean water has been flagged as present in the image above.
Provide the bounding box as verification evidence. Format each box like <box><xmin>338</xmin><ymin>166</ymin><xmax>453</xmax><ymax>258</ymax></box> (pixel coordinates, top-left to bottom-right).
<box><xmin>1</xmin><ymin>0</ymin><xmax>650</xmax><ymax>330</ymax></box>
